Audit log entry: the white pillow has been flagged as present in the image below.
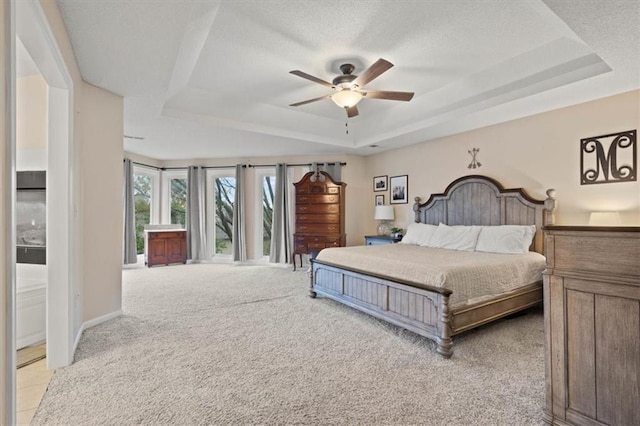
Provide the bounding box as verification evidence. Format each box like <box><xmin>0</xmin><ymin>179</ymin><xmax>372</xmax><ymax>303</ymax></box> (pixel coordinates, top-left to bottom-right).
<box><xmin>429</xmin><ymin>224</ymin><xmax>482</xmax><ymax>251</ymax></box>
<box><xmin>475</xmin><ymin>225</ymin><xmax>537</xmax><ymax>254</ymax></box>
<box><xmin>399</xmin><ymin>223</ymin><xmax>438</xmax><ymax>246</ymax></box>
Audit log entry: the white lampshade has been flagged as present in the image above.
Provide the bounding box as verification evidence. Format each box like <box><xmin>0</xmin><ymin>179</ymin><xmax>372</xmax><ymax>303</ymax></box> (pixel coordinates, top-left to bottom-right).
<box><xmin>588</xmin><ymin>211</ymin><xmax>621</xmax><ymax>226</ymax></box>
<box><xmin>374</xmin><ymin>205</ymin><xmax>395</xmax><ymax>221</ymax></box>
<box><xmin>331</xmin><ymin>89</ymin><xmax>363</xmax><ymax>108</ymax></box>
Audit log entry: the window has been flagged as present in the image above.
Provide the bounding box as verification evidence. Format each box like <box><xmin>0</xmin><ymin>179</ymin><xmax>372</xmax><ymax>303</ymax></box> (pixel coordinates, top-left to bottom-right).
<box><xmin>213</xmin><ymin>176</ymin><xmax>235</xmax><ymax>255</ymax></box>
<box><xmin>132</xmin><ymin>166</ymin><xmax>160</xmax><ymax>253</ymax></box>
<box><xmin>133</xmin><ymin>174</ymin><xmax>151</xmax><ymax>254</ymax></box>
<box><xmin>161</xmin><ymin>170</ymin><xmax>188</xmax><ymax>226</ymax></box>
<box><xmin>170</xmin><ymin>178</ymin><xmax>187</xmax><ymax>226</ymax></box>
<box><xmin>261</xmin><ymin>175</ymin><xmax>275</xmax><ymax>256</ymax></box>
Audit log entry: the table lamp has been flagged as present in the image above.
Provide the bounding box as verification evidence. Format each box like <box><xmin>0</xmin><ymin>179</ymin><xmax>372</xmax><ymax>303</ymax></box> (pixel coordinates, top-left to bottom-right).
<box><xmin>374</xmin><ymin>205</ymin><xmax>395</xmax><ymax>236</ymax></box>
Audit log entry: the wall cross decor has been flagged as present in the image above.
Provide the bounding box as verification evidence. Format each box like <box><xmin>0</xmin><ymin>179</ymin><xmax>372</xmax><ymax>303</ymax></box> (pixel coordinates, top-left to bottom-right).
<box><xmin>468</xmin><ymin>148</ymin><xmax>481</xmax><ymax>169</ymax></box>
<box><xmin>581</xmin><ymin>130</ymin><xmax>636</xmax><ymax>185</ymax></box>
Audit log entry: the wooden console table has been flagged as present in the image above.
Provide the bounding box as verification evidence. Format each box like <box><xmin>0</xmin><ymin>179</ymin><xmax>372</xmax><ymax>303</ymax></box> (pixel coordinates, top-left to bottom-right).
<box><xmin>144</xmin><ymin>229</ymin><xmax>187</xmax><ymax>267</ymax></box>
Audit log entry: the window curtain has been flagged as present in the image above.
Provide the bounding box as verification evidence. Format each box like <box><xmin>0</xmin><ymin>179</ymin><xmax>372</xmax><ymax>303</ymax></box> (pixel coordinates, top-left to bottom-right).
<box><xmin>123</xmin><ymin>159</ymin><xmax>138</xmax><ymax>264</ymax></box>
<box><xmin>232</xmin><ymin>164</ymin><xmax>247</xmax><ymax>262</ymax></box>
<box><xmin>310</xmin><ymin>162</ymin><xmax>343</xmax><ymax>182</ymax></box>
<box><xmin>187</xmin><ymin>166</ymin><xmax>210</xmax><ymax>262</ymax></box>
<box><xmin>269</xmin><ymin>164</ymin><xmax>291</xmax><ymax>264</ymax></box>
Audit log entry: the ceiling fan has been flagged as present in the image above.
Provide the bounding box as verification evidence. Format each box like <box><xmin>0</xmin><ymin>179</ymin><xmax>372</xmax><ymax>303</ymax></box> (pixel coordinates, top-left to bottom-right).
<box><xmin>289</xmin><ymin>58</ymin><xmax>414</xmax><ymax>118</ymax></box>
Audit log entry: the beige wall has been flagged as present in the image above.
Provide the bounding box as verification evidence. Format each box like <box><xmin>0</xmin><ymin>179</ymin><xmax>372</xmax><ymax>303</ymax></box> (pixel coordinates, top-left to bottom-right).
<box><xmin>16</xmin><ymin>75</ymin><xmax>47</xmax><ymax>170</ymax></box>
<box><xmin>17</xmin><ymin>75</ymin><xmax>47</xmax><ymax>149</ymax></box>
<box><xmin>80</xmin><ymin>82</ymin><xmax>123</xmax><ymax>321</ymax></box>
<box><xmin>364</xmin><ymin>90</ymin><xmax>640</xmax><ymax>234</ymax></box>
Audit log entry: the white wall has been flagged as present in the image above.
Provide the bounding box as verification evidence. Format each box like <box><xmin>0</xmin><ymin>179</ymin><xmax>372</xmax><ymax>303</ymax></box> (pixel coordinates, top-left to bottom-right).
<box><xmin>364</xmin><ymin>90</ymin><xmax>640</xmax><ymax>234</ymax></box>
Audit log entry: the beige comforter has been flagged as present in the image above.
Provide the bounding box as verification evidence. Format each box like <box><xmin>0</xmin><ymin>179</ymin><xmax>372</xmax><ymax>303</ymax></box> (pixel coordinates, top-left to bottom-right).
<box><xmin>315</xmin><ymin>244</ymin><xmax>546</xmax><ymax>306</ymax></box>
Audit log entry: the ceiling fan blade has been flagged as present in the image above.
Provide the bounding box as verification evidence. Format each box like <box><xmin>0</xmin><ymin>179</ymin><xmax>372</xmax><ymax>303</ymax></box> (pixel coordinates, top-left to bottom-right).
<box><xmin>363</xmin><ymin>90</ymin><xmax>414</xmax><ymax>101</ymax></box>
<box><xmin>289</xmin><ymin>95</ymin><xmax>330</xmax><ymax>107</ymax></box>
<box><xmin>289</xmin><ymin>70</ymin><xmax>334</xmax><ymax>88</ymax></box>
<box><xmin>353</xmin><ymin>58</ymin><xmax>393</xmax><ymax>87</ymax></box>
<box><xmin>346</xmin><ymin>105</ymin><xmax>359</xmax><ymax>118</ymax></box>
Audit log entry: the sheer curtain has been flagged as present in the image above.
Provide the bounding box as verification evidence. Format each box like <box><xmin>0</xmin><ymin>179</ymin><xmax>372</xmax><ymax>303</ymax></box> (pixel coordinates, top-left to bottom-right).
<box><xmin>187</xmin><ymin>166</ymin><xmax>210</xmax><ymax>262</ymax></box>
<box><xmin>269</xmin><ymin>164</ymin><xmax>291</xmax><ymax>264</ymax></box>
<box><xmin>232</xmin><ymin>164</ymin><xmax>247</xmax><ymax>262</ymax></box>
<box><xmin>123</xmin><ymin>159</ymin><xmax>137</xmax><ymax>264</ymax></box>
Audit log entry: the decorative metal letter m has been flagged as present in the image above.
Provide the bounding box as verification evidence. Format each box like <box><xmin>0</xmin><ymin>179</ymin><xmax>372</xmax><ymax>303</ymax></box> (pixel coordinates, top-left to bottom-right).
<box><xmin>581</xmin><ymin>130</ymin><xmax>637</xmax><ymax>185</ymax></box>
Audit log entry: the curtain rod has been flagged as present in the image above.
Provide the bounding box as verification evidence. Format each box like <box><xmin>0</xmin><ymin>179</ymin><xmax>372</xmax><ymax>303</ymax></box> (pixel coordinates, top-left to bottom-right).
<box><xmin>125</xmin><ymin>160</ymin><xmax>346</xmax><ymax>171</ymax></box>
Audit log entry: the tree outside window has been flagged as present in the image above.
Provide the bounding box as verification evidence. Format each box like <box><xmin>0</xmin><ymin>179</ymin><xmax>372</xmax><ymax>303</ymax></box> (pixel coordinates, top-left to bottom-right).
<box><xmin>133</xmin><ymin>175</ymin><xmax>151</xmax><ymax>254</ymax></box>
<box><xmin>170</xmin><ymin>178</ymin><xmax>187</xmax><ymax>227</ymax></box>
<box><xmin>262</xmin><ymin>176</ymin><xmax>275</xmax><ymax>256</ymax></box>
<box><xmin>214</xmin><ymin>177</ymin><xmax>235</xmax><ymax>254</ymax></box>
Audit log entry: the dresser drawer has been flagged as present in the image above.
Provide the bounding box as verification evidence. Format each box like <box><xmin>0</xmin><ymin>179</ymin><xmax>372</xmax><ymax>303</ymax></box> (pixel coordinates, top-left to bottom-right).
<box><xmin>296</xmin><ymin>214</ymin><xmax>340</xmax><ymax>224</ymax></box>
<box><xmin>296</xmin><ymin>185</ymin><xmax>341</xmax><ymax>195</ymax></box>
<box><xmin>296</xmin><ymin>224</ymin><xmax>340</xmax><ymax>234</ymax></box>
<box><xmin>550</xmin><ymin>233</ymin><xmax>640</xmax><ymax>278</ymax></box>
<box><xmin>147</xmin><ymin>231</ymin><xmax>185</xmax><ymax>239</ymax></box>
<box><xmin>295</xmin><ymin>243</ymin><xmax>307</xmax><ymax>252</ymax></box>
<box><xmin>296</xmin><ymin>204</ymin><xmax>340</xmax><ymax>214</ymax></box>
<box><xmin>295</xmin><ymin>235</ymin><xmax>340</xmax><ymax>243</ymax></box>
<box><xmin>296</xmin><ymin>194</ymin><xmax>340</xmax><ymax>204</ymax></box>
<box><xmin>308</xmin><ymin>242</ymin><xmax>326</xmax><ymax>250</ymax></box>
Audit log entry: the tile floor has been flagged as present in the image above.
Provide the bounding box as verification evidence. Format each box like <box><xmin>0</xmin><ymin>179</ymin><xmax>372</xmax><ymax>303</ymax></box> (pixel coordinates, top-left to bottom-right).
<box><xmin>16</xmin><ymin>359</ymin><xmax>53</xmax><ymax>425</ymax></box>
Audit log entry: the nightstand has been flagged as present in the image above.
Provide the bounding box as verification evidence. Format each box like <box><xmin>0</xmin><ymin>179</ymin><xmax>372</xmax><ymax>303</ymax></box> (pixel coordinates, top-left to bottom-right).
<box><xmin>364</xmin><ymin>235</ymin><xmax>402</xmax><ymax>245</ymax></box>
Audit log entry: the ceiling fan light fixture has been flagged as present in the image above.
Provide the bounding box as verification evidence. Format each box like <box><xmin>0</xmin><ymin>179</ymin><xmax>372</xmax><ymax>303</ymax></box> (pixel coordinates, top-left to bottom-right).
<box><xmin>331</xmin><ymin>89</ymin><xmax>363</xmax><ymax>108</ymax></box>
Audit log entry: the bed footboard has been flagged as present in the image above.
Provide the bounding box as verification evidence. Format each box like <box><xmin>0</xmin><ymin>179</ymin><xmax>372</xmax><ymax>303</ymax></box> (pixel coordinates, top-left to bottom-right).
<box><xmin>311</xmin><ymin>260</ymin><xmax>453</xmax><ymax>357</ymax></box>
<box><xmin>311</xmin><ymin>260</ymin><xmax>541</xmax><ymax>358</ymax></box>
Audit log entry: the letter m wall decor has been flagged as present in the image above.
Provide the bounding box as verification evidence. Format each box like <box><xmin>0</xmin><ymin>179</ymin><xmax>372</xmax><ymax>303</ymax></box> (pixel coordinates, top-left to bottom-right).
<box><xmin>581</xmin><ymin>130</ymin><xmax>637</xmax><ymax>185</ymax></box>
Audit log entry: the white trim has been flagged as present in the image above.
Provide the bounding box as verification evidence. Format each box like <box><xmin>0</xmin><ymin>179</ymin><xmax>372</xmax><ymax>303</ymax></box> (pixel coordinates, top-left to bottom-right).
<box><xmin>73</xmin><ymin>309</ymin><xmax>123</xmax><ymax>354</ymax></box>
<box><xmin>2</xmin><ymin>1</ymin><xmax>17</xmax><ymax>423</ymax></box>
<box><xmin>16</xmin><ymin>0</ymin><xmax>76</xmax><ymax>369</ymax></box>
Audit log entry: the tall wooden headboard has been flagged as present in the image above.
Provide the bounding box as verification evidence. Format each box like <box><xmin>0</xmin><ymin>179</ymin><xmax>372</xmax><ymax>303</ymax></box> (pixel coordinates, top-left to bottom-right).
<box><xmin>413</xmin><ymin>175</ymin><xmax>556</xmax><ymax>254</ymax></box>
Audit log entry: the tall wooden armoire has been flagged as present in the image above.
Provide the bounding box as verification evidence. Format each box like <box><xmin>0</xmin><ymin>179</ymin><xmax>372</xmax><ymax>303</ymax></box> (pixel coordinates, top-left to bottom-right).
<box><xmin>292</xmin><ymin>171</ymin><xmax>346</xmax><ymax>270</ymax></box>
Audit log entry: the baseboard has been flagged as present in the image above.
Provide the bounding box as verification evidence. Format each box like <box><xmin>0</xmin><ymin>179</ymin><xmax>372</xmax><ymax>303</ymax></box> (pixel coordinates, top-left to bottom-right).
<box><xmin>73</xmin><ymin>309</ymin><xmax>123</xmax><ymax>355</ymax></box>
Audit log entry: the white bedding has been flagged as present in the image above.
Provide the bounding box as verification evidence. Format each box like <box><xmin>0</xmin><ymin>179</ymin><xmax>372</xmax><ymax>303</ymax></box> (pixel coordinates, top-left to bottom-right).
<box><xmin>315</xmin><ymin>244</ymin><xmax>546</xmax><ymax>307</ymax></box>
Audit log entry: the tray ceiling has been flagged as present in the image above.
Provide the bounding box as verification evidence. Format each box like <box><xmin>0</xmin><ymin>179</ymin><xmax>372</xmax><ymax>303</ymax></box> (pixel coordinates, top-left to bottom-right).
<box><xmin>55</xmin><ymin>0</ymin><xmax>639</xmax><ymax>160</ymax></box>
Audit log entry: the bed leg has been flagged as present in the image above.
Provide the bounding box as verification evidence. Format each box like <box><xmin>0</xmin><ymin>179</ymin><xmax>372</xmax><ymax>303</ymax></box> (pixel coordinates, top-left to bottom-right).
<box><xmin>437</xmin><ymin>294</ymin><xmax>453</xmax><ymax>358</ymax></box>
<box><xmin>308</xmin><ymin>262</ymin><xmax>317</xmax><ymax>298</ymax></box>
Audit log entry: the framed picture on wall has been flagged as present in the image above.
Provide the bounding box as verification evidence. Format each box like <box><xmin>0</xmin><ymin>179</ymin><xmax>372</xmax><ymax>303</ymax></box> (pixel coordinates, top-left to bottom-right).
<box><xmin>373</xmin><ymin>175</ymin><xmax>388</xmax><ymax>192</ymax></box>
<box><xmin>375</xmin><ymin>195</ymin><xmax>384</xmax><ymax>206</ymax></box>
<box><xmin>390</xmin><ymin>175</ymin><xmax>408</xmax><ymax>204</ymax></box>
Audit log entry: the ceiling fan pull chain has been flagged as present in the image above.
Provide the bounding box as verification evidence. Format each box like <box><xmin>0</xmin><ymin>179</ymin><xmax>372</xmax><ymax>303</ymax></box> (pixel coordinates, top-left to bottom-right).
<box><xmin>345</xmin><ymin>117</ymin><xmax>349</xmax><ymax>135</ymax></box>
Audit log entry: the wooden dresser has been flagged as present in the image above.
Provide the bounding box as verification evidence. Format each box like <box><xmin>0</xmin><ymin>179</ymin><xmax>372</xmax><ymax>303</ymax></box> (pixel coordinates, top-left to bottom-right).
<box><xmin>293</xmin><ymin>171</ymin><xmax>346</xmax><ymax>270</ymax></box>
<box><xmin>543</xmin><ymin>226</ymin><xmax>639</xmax><ymax>426</ymax></box>
<box><xmin>144</xmin><ymin>229</ymin><xmax>187</xmax><ymax>267</ymax></box>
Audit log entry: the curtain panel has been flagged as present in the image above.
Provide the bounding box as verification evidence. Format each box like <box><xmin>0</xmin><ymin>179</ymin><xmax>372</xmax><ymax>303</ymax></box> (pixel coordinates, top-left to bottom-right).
<box><xmin>123</xmin><ymin>159</ymin><xmax>138</xmax><ymax>264</ymax></box>
<box><xmin>187</xmin><ymin>166</ymin><xmax>210</xmax><ymax>262</ymax></box>
<box><xmin>269</xmin><ymin>164</ymin><xmax>291</xmax><ymax>264</ymax></box>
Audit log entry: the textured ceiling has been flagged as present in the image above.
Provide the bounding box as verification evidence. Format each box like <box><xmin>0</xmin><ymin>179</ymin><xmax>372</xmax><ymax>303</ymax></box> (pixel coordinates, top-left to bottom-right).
<box><xmin>55</xmin><ymin>0</ymin><xmax>640</xmax><ymax>160</ymax></box>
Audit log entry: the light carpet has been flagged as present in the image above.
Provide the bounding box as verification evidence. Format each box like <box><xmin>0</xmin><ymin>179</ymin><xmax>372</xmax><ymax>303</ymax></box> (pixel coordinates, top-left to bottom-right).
<box><xmin>32</xmin><ymin>263</ymin><xmax>545</xmax><ymax>425</ymax></box>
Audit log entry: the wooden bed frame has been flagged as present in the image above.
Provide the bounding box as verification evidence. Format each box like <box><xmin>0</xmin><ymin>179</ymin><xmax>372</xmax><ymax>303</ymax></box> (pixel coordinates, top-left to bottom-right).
<box><xmin>310</xmin><ymin>175</ymin><xmax>556</xmax><ymax>358</ymax></box>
